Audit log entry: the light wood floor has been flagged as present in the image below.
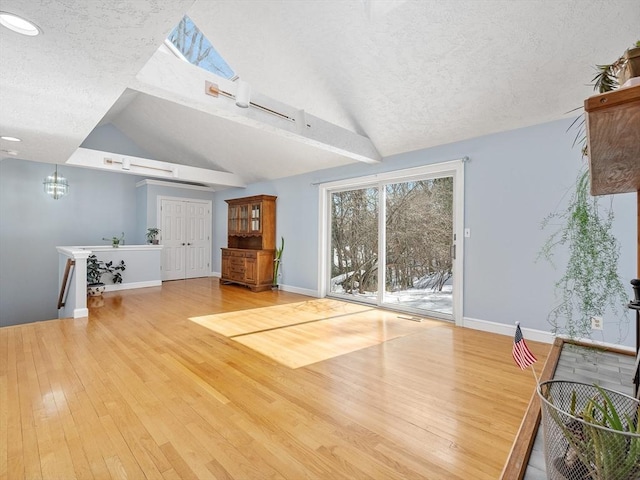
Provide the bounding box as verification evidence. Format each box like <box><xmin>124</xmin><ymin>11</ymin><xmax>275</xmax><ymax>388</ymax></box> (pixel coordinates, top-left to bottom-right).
<box><xmin>0</xmin><ymin>278</ymin><xmax>550</xmax><ymax>479</ymax></box>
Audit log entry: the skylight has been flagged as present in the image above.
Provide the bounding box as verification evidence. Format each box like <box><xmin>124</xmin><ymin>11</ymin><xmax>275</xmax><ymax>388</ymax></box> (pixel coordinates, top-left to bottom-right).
<box><xmin>166</xmin><ymin>15</ymin><xmax>236</xmax><ymax>80</ymax></box>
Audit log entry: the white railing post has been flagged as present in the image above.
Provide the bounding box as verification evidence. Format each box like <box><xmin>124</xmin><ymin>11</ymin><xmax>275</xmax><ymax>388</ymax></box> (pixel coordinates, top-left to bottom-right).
<box><xmin>56</xmin><ymin>247</ymin><xmax>90</xmax><ymax>319</ymax></box>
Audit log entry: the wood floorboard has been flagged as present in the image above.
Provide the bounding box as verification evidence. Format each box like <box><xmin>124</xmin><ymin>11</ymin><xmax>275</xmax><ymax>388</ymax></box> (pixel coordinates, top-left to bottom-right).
<box><xmin>0</xmin><ymin>277</ymin><xmax>550</xmax><ymax>479</ymax></box>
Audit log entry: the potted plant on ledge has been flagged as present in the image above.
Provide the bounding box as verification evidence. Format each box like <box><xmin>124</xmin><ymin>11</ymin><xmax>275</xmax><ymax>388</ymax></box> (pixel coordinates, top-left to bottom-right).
<box><xmin>87</xmin><ymin>254</ymin><xmax>126</xmax><ymax>296</ymax></box>
<box><xmin>146</xmin><ymin>227</ymin><xmax>160</xmax><ymax>245</ymax></box>
<box><xmin>103</xmin><ymin>232</ymin><xmax>125</xmax><ymax>248</ymax></box>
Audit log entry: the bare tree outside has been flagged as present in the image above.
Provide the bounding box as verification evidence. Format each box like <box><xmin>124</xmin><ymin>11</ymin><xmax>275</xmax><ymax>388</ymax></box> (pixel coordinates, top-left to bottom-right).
<box><xmin>386</xmin><ymin>178</ymin><xmax>453</xmax><ymax>293</ymax></box>
<box><xmin>167</xmin><ymin>16</ymin><xmax>235</xmax><ymax>79</ymax></box>
<box><xmin>330</xmin><ymin>178</ymin><xmax>453</xmax><ymax>313</ymax></box>
<box><xmin>331</xmin><ymin>188</ymin><xmax>378</xmax><ymax>294</ymax></box>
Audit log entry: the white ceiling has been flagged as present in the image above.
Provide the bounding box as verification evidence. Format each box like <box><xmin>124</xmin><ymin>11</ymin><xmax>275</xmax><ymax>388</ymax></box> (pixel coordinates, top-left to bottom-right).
<box><xmin>1</xmin><ymin>0</ymin><xmax>638</xmax><ymax>188</ymax></box>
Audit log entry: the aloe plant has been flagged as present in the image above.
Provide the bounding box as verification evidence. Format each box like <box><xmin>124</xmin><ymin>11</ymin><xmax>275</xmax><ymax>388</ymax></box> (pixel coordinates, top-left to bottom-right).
<box><xmin>545</xmin><ymin>384</ymin><xmax>640</xmax><ymax>479</ymax></box>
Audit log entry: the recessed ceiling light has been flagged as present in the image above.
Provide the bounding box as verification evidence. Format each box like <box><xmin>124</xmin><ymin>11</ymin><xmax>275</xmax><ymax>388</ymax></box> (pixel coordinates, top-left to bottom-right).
<box><xmin>0</xmin><ymin>12</ymin><xmax>41</xmax><ymax>36</ymax></box>
<box><xmin>1</xmin><ymin>149</ymin><xmax>18</xmax><ymax>156</ymax></box>
<box><xmin>0</xmin><ymin>135</ymin><xmax>21</xmax><ymax>142</ymax></box>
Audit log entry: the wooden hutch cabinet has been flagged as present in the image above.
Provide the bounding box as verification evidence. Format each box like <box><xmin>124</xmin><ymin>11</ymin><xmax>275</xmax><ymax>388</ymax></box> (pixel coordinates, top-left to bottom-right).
<box><xmin>221</xmin><ymin>195</ymin><xmax>276</xmax><ymax>292</ymax></box>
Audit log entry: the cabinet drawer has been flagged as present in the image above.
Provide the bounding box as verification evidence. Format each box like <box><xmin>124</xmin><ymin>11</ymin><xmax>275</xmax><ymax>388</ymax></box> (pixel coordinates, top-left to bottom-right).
<box><xmin>229</xmin><ymin>269</ymin><xmax>245</xmax><ymax>280</ymax></box>
<box><xmin>230</xmin><ymin>257</ymin><xmax>244</xmax><ymax>267</ymax></box>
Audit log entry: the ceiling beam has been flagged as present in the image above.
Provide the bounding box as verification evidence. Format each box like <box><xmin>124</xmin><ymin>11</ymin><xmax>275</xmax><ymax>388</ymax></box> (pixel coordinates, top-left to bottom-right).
<box><xmin>129</xmin><ymin>49</ymin><xmax>382</xmax><ymax>164</ymax></box>
<box><xmin>66</xmin><ymin>147</ymin><xmax>246</xmax><ymax>189</ymax></box>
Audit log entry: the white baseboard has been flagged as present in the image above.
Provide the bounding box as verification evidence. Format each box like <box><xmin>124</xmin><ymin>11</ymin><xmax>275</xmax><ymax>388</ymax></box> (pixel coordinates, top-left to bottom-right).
<box><xmin>104</xmin><ymin>280</ymin><xmax>162</xmax><ymax>292</ymax></box>
<box><xmin>463</xmin><ymin>316</ymin><xmax>555</xmax><ymax>344</ymax></box>
<box><xmin>462</xmin><ymin>316</ymin><xmax>636</xmax><ymax>352</ymax></box>
<box><xmin>210</xmin><ymin>274</ymin><xmax>316</xmax><ymax>296</ymax></box>
<box><xmin>73</xmin><ymin>308</ymin><xmax>89</xmax><ymax>318</ymax></box>
<box><xmin>277</xmin><ymin>284</ymin><xmax>318</xmax><ymax>297</ymax></box>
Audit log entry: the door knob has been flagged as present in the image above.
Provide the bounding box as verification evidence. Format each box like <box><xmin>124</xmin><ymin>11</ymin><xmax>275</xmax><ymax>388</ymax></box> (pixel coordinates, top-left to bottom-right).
<box><xmin>181</xmin><ymin>243</ymin><xmax>186</xmax><ymax>246</ymax></box>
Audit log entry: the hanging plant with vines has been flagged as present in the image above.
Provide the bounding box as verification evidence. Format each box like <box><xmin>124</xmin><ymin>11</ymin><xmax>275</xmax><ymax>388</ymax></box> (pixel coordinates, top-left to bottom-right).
<box><xmin>538</xmin><ymin>169</ymin><xmax>628</xmax><ymax>340</ymax></box>
<box><xmin>538</xmin><ymin>41</ymin><xmax>637</xmax><ymax>341</ymax></box>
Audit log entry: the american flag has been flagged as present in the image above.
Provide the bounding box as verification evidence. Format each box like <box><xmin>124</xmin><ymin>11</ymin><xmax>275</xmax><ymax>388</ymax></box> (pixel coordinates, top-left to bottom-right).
<box><xmin>512</xmin><ymin>323</ymin><xmax>537</xmax><ymax>370</ymax></box>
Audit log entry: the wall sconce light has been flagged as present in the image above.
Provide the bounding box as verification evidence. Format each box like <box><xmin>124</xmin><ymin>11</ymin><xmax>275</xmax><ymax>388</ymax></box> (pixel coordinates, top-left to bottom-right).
<box><xmin>43</xmin><ymin>165</ymin><xmax>69</xmax><ymax>200</ymax></box>
<box><xmin>235</xmin><ymin>80</ymin><xmax>251</xmax><ymax>108</ymax></box>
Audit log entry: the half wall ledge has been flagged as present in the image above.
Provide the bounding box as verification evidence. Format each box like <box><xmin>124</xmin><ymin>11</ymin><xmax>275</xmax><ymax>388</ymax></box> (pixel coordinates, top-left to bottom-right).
<box><xmin>57</xmin><ymin>245</ymin><xmax>163</xmax><ymax>319</ymax></box>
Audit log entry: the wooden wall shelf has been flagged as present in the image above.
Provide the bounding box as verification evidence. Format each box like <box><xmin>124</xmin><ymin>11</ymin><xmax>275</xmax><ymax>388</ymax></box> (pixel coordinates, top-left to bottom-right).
<box><xmin>585</xmin><ymin>84</ymin><xmax>640</xmax><ymax>196</ymax></box>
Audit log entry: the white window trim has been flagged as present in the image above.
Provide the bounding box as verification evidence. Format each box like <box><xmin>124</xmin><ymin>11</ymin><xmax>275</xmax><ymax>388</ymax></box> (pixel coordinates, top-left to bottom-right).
<box><xmin>317</xmin><ymin>159</ymin><xmax>465</xmax><ymax>326</ymax></box>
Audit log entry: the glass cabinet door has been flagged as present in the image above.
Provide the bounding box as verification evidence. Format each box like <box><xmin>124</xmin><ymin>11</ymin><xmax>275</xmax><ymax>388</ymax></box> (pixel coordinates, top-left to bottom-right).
<box><xmin>229</xmin><ymin>205</ymin><xmax>239</xmax><ymax>233</ymax></box>
<box><xmin>239</xmin><ymin>205</ymin><xmax>249</xmax><ymax>232</ymax></box>
<box><xmin>250</xmin><ymin>203</ymin><xmax>262</xmax><ymax>232</ymax></box>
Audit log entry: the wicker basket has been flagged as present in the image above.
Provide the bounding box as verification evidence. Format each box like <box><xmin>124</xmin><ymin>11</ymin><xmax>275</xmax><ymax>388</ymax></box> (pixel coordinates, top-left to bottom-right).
<box><xmin>538</xmin><ymin>380</ymin><xmax>640</xmax><ymax>480</ymax></box>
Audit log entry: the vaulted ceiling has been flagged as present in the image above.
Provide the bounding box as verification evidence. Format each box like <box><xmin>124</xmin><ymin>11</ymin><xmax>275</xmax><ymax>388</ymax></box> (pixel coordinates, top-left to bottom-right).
<box><xmin>1</xmin><ymin>1</ymin><xmax>638</xmax><ymax>188</ymax></box>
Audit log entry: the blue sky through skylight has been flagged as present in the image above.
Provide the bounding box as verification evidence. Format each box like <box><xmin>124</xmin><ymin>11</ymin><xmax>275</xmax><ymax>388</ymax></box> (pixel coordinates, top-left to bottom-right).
<box><xmin>167</xmin><ymin>16</ymin><xmax>236</xmax><ymax>80</ymax></box>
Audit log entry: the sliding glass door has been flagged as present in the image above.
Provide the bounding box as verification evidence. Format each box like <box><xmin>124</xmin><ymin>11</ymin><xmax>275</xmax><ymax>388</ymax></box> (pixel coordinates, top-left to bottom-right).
<box><xmin>323</xmin><ymin>161</ymin><xmax>463</xmax><ymax>323</ymax></box>
<box><xmin>383</xmin><ymin>177</ymin><xmax>453</xmax><ymax>316</ymax></box>
<box><xmin>329</xmin><ymin>187</ymin><xmax>379</xmax><ymax>303</ymax></box>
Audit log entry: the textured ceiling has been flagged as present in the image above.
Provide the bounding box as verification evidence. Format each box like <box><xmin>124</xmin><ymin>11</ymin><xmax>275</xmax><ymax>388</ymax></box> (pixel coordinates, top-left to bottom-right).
<box><xmin>0</xmin><ymin>0</ymin><xmax>193</xmax><ymax>167</ymax></box>
<box><xmin>1</xmin><ymin>0</ymin><xmax>638</xmax><ymax>187</ymax></box>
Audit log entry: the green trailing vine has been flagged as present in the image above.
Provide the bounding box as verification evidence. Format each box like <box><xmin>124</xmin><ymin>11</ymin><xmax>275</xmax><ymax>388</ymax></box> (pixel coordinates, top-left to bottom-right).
<box><xmin>538</xmin><ymin>42</ymin><xmax>637</xmax><ymax>342</ymax></box>
<box><xmin>538</xmin><ymin>169</ymin><xmax>628</xmax><ymax>340</ymax></box>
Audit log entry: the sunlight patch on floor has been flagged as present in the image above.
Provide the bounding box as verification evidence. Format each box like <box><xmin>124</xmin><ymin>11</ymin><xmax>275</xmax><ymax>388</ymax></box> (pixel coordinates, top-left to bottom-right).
<box><xmin>190</xmin><ymin>298</ymin><xmax>441</xmax><ymax>368</ymax></box>
<box><xmin>190</xmin><ymin>298</ymin><xmax>372</xmax><ymax>336</ymax></box>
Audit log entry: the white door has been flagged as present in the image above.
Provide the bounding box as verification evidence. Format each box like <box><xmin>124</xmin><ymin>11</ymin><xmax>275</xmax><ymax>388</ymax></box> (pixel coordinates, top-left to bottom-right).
<box><xmin>185</xmin><ymin>202</ymin><xmax>210</xmax><ymax>278</ymax></box>
<box><xmin>160</xmin><ymin>198</ymin><xmax>211</xmax><ymax>281</ymax></box>
<box><xmin>162</xmin><ymin>200</ymin><xmax>187</xmax><ymax>281</ymax></box>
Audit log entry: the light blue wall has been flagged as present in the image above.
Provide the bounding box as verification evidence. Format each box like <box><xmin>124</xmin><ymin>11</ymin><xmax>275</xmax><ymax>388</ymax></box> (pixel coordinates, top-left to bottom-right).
<box><xmin>214</xmin><ymin>117</ymin><xmax>636</xmax><ymax>347</ymax></box>
<box><xmin>81</xmin><ymin>123</ymin><xmax>155</xmax><ymax>159</ymax></box>
<box><xmin>0</xmin><ymin>159</ymin><xmax>146</xmax><ymax>326</ymax></box>
<box><xmin>136</xmin><ymin>182</ymin><xmax>148</xmax><ymax>243</ymax></box>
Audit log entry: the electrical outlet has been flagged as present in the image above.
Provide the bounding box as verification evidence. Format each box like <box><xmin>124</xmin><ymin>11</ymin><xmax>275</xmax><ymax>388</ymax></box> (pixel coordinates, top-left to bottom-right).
<box><xmin>591</xmin><ymin>316</ymin><xmax>603</xmax><ymax>330</ymax></box>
